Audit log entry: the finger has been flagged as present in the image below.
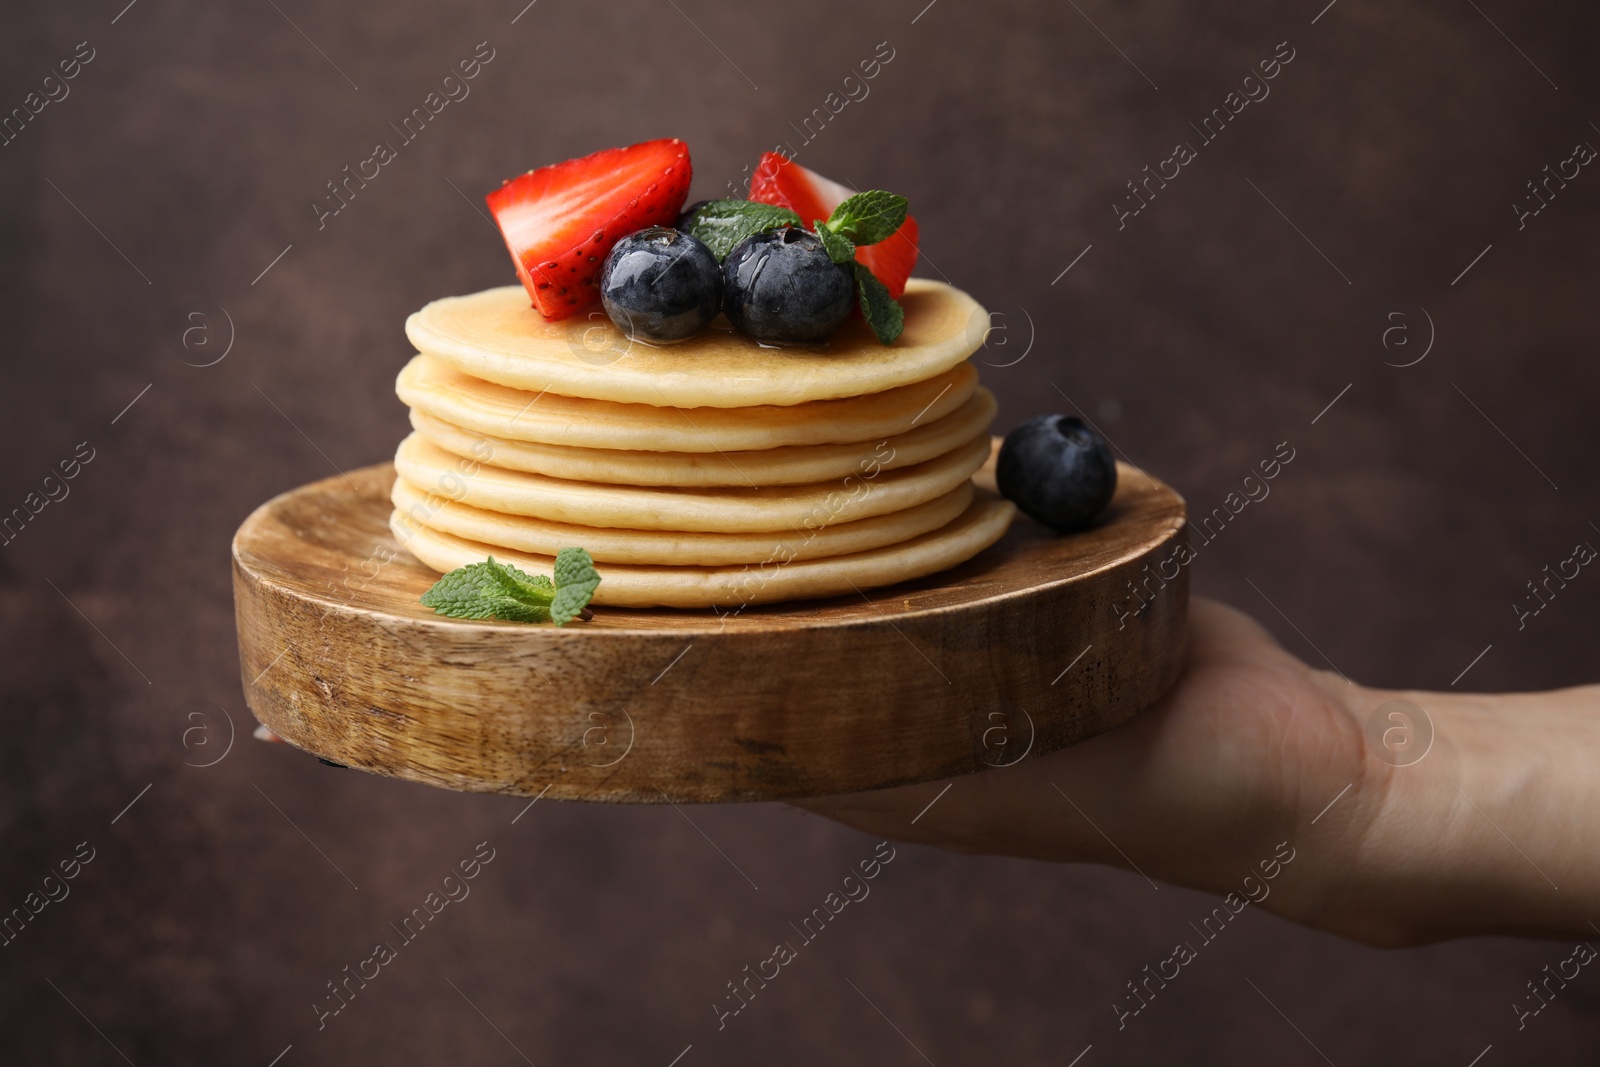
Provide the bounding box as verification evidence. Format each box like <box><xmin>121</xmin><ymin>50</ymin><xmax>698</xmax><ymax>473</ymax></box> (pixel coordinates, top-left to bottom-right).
<box><xmin>1187</xmin><ymin>596</ymin><xmax>1284</xmax><ymax>659</ymax></box>
<box><xmin>788</xmin><ymin>781</ymin><xmax>963</xmax><ymax>850</ymax></box>
<box><xmin>792</xmin><ymin>731</ymin><xmax>1135</xmax><ymax>866</ymax></box>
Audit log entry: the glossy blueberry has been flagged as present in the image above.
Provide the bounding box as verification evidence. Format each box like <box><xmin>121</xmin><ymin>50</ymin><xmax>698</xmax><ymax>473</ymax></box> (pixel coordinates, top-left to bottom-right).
<box><xmin>676</xmin><ymin>199</ymin><xmax>711</xmax><ymax>232</ymax></box>
<box><xmin>599</xmin><ymin>226</ymin><xmax>722</xmax><ymax>343</ymax></box>
<box><xmin>722</xmin><ymin>228</ymin><xmax>855</xmax><ymax>345</ymax></box>
<box><xmin>996</xmin><ymin>414</ymin><xmax>1117</xmax><ymax>533</ymax></box>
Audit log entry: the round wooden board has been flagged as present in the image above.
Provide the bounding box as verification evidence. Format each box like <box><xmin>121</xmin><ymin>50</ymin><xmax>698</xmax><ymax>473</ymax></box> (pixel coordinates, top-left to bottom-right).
<box><xmin>232</xmin><ymin>445</ymin><xmax>1189</xmax><ymax>803</ymax></box>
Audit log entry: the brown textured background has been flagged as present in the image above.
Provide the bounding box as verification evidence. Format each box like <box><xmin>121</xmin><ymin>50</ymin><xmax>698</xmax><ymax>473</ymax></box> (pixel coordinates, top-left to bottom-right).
<box><xmin>3</xmin><ymin>0</ymin><xmax>1599</xmax><ymax>1062</ymax></box>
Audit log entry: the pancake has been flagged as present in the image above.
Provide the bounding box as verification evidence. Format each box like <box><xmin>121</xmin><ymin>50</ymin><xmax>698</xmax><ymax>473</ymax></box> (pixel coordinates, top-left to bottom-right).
<box><xmin>405</xmin><ymin>278</ymin><xmax>988</xmax><ymax>408</ymax></box>
<box><xmin>391</xmin><ymin>476</ymin><xmax>975</xmax><ymax>566</ymax></box>
<box><xmin>393</xmin><ymin>432</ymin><xmax>992</xmax><ymax>533</ymax></box>
<box><xmin>391</xmin><ymin>490</ymin><xmax>1017</xmax><ymax>608</ymax></box>
<box><xmin>409</xmin><ymin>388</ymin><xmax>998</xmax><ymax>488</ymax></box>
<box><xmin>396</xmin><ymin>354</ymin><xmax>978</xmax><ymax>453</ymax></box>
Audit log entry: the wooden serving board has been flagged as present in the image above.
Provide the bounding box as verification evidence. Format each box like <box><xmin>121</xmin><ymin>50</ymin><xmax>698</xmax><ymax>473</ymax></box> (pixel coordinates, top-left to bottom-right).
<box><xmin>232</xmin><ymin>449</ymin><xmax>1188</xmax><ymax>803</ymax></box>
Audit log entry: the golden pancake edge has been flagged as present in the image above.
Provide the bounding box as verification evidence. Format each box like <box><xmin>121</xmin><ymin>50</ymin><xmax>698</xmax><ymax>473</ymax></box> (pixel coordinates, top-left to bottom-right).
<box><xmin>405</xmin><ymin>278</ymin><xmax>988</xmax><ymax>408</ymax></box>
<box><xmin>391</xmin><ymin>490</ymin><xmax>1017</xmax><ymax>608</ymax></box>
<box><xmin>393</xmin><ymin>432</ymin><xmax>993</xmax><ymax>533</ymax></box>
<box><xmin>408</xmin><ymin>388</ymin><xmax>997</xmax><ymax>487</ymax></box>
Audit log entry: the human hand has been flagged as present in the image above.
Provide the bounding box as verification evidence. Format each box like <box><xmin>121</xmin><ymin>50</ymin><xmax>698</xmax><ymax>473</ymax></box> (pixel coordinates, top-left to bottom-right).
<box><xmin>796</xmin><ymin>598</ymin><xmax>1600</xmax><ymax>945</ymax></box>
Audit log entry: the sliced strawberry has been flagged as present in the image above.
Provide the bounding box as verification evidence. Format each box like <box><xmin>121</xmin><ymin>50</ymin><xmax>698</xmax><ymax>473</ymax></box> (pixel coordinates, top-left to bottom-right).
<box><xmin>860</xmin><ymin>215</ymin><xmax>919</xmax><ymax>300</ymax></box>
<box><xmin>747</xmin><ymin>152</ymin><xmax>918</xmax><ymax>298</ymax></box>
<box><xmin>486</xmin><ymin>139</ymin><xmax>691</xmax><ymax>320</ymax></box>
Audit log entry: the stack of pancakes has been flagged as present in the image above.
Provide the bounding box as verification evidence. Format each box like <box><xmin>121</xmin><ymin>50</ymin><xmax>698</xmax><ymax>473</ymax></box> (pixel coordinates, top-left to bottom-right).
<box><xmin>389</xmin><ymin>279</ymin><xmax>1016</xmax><ymax>608</ymax></box>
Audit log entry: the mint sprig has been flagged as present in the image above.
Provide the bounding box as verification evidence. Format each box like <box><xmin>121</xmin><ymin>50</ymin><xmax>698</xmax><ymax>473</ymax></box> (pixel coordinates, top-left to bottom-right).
<box><xmin>689</xmin><ymin>188</ymin><xmax>912</xmax><ymax>346</ymax></box>
<box><xmin>814</xmin><ymin>222</ymin><xmax>856</xmax><ymax>266</ymax></box>
<box><xmin>814</xmin><ymin>190</ymin><xmax>909</xmax><ymax>345</ymax></box>
<box><xmin>853</xmin><ymin>263</ymin><xmax>904</xmax><ymax>345</ymax></box>
<box><xmin>686</xmin><ymin>199</ymin><xmax>802</xmax><ymax>260</ymax></box>
<box><xmin>550</xmin><ymin>547</ymin><xmax>602</xmax><ymax>626</ymax></box>
<box><xmin>822</xmin><ymin>190</ymin><xmax>908</xmax><ymax>246</ymax></box>
<box><xmin>419</xmin><ymin>549</ymin><xmax>600</xmax><ymax>626</ymax></box>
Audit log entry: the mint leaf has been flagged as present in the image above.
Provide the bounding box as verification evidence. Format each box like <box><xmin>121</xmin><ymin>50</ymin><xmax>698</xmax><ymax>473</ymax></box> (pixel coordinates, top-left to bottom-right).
<box><xmin>826</xmin><ymin>190</ymin><xmax>908</xmax><ymax>246</ymax></box>
<box><xmin>419</xmin><ymin>554</ymin><xmax>600</xmax><ymax>625</ymax></box>
<box><xmin>814</xmin><ymin>221</ymin><xmax>856</xmax><ymax>265</ymax></box>
<box><xmin>854</xmin><ymin>264</ymin><xmax>904</xmax><ymax>345</ymax></box>
<box><xmin>420</xmin><ymin>558</ymin><xmax>555</xmax><ymax>622</ymax></box>
<box><xmin>687</xmin><ymin>199</ymin><xmax>802</xmax><ymax>260</ymax></box>
<box><xmin>550</xmin><ymin>547</ymin><xmax>602</xmax><ymax>627</ymax></box>
<box><xmin>486</xmin><ymin>560</ymin><xmax>555</xmax><ymax>600</ymax></box>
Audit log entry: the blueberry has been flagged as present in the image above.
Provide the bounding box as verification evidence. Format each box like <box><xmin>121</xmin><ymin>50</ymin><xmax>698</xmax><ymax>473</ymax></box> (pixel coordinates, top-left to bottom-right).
<box><xmin>599</xmin><ymin>226</ymin><xmax>722</xmax><ymax>343</ymax></box>
<box><xmin>677</xmin><ymin>199</ymin><xmax>710</xmax><ymax>232</ymax></box>
<box><xmin>996</xmin><ymin>415</ymin><xmax>1117</xmax><ymax>533</ymax></box>
<box><xmin>722</xmin><ymin>228</ymin><xmax>855</xmax><ymax>345</ymax></box>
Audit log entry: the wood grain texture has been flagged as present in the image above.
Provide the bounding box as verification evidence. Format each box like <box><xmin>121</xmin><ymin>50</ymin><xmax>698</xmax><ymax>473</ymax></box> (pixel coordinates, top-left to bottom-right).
<box><xmin>232</xmin><ymin>447</ymin><xmax>1189</xmax><ymax>803</ymax></box>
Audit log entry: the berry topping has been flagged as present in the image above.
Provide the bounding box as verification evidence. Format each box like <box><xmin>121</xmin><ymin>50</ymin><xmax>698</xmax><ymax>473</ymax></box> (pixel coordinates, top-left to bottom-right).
<box><xmin>486</xmin><ymin>139</ymin><xmax>692</xmax><ymax>320</ymax></box>
<box><xmin>599</xmin><ymin>227</ymin><xmax>723</xmax><ymax>344</ymax></box>
<box><xmin>996</xmin><ymin>415</ymin><xmax>1118</xmax><ymax>533</ymax></box>
<box><xmin>722</xmin><ymin>228</ymin><xmax>855</xmax><ymax>345</ymax></box>
<box><xmin>686</xmin><ymin>191</ymin><xmax>909</xmax><ymax>345</ymax></box>
<box><xmin>747</xmin><ymin>152</ymin><xmax>919</xmax><ymax>298</ymax></box>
